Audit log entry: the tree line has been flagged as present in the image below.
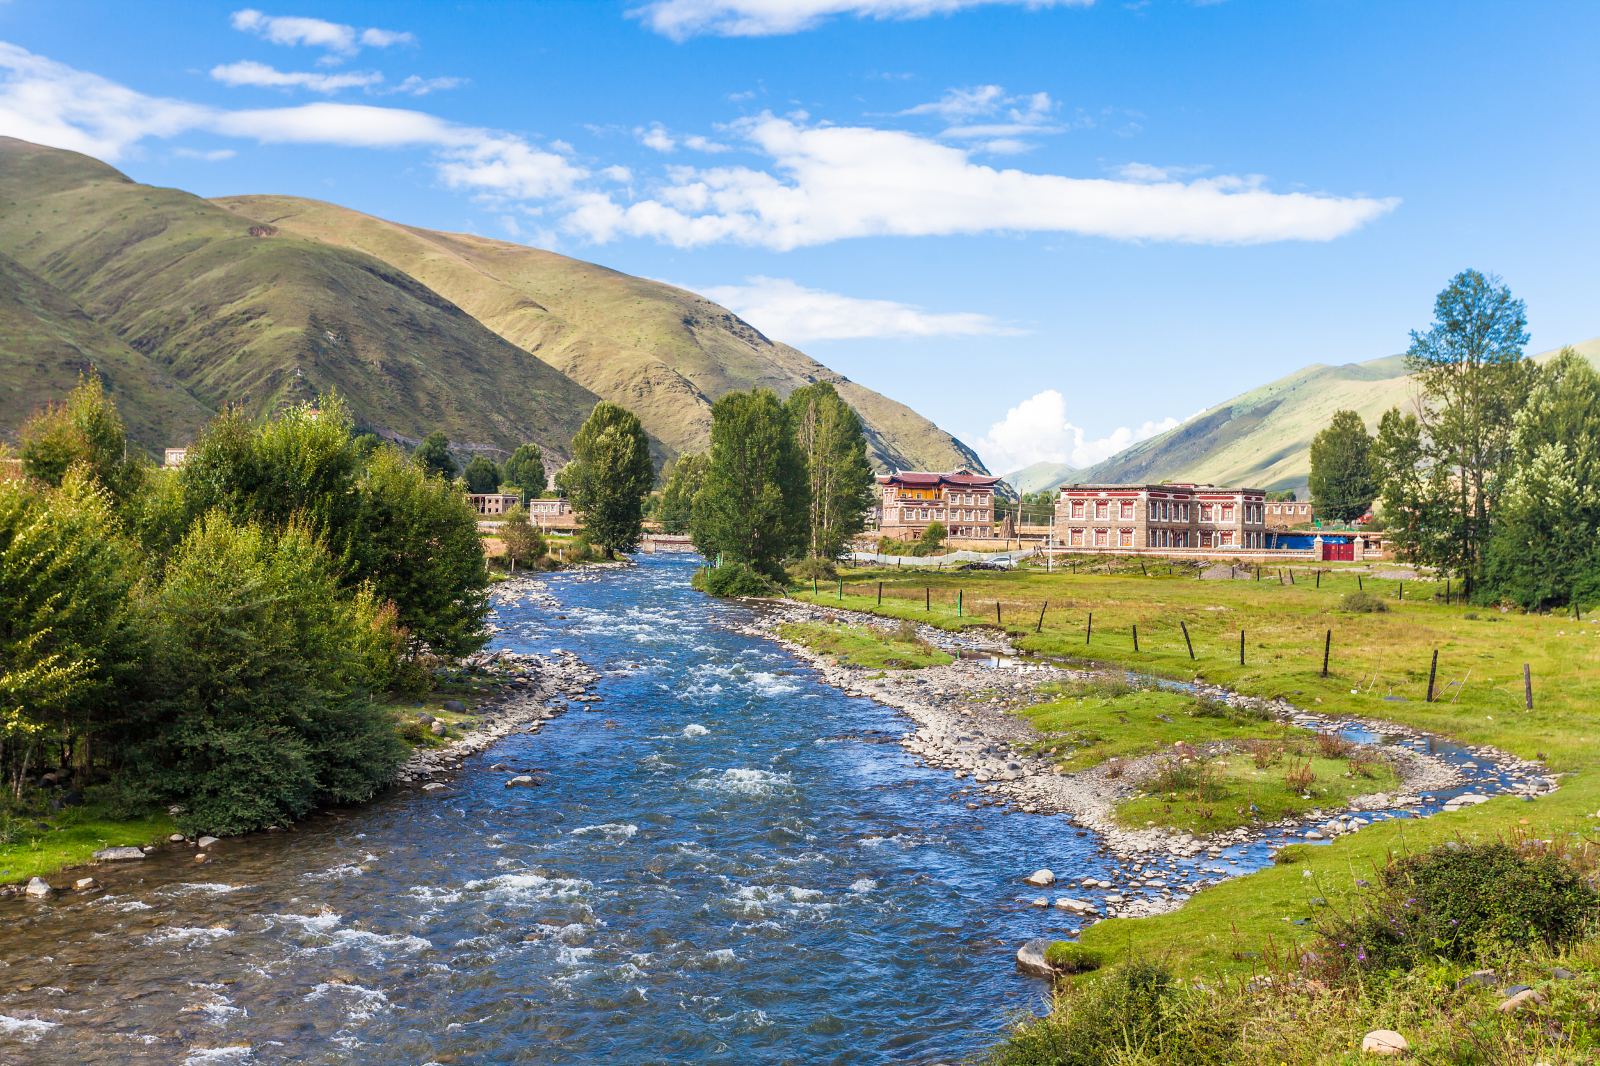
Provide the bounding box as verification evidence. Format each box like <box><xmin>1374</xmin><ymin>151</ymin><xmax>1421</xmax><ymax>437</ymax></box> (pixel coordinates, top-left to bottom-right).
<box><xmin>2</xmin><ymin>381</ymin><xmax>490</xmax><ymax>834</ymax></box>
<box><xmin>1307</xmin><ymin>269</ymin><xmax>1600</xmax><ymax>610</ymax></box>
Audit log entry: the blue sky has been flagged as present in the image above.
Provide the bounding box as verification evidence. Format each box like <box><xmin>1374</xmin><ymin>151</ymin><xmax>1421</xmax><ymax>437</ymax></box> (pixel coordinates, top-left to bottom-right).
<box><xmin>2</xmin><ymin>1</ymin><xmax>1596</xmax><ymax>473</ymax></box>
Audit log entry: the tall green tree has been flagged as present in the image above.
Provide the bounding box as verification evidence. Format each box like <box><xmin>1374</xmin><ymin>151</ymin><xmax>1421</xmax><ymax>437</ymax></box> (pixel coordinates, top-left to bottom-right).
<box><xmin>19</xmin><ymin>374</ymin><xmax>143</xmax><ymax>504</ymax></box>
<box><xmin>503</xmin><ymin>443</ymin><xmax>547</xmax><ymax>500</ymax></box>
<box><xmin>559</xmin><ymin>401</ymin><xmax>654</xmax><ymax>558</ymax></box>
<box><xmin>657</xmin><ymin>453</ymin><xmax>707</xmax><ymax>534</ymax></box>
<box><xmin>784</xmin><ymin>382</ymin><xmax>875</xmax><ymax>559</ymax></box>
<box><xmin>414</xmin><ymin>431</ymin><xmax>457</xmax><ymax>479</ymax></box>
<box><xmin>463</xmin><ymin>455</ymin><xmax>502</xmax><ymax>494</ymax></box>
<box><xmin>1402</xmin><ymin>269</ymin><xmax>1535</xmax><ymax>583</ymax></box>
<box><xmin>354</xmin><ymin>448</ymin><xmax>490</xmax><ymax>657</ymax></box>
<box><xmin>1308</xmin><ymin>409</ymin><xmax>1377</xmax><ymax>522</ymax></box>
<box><xmin>691</xmin><ymin>389</ymin><xmax>807</xmax><ymax>578</ymax></box>
<box><xmin>498</xmin><ymin>505</ymin><xmax>546</xmax><ymax>572</ymax></box>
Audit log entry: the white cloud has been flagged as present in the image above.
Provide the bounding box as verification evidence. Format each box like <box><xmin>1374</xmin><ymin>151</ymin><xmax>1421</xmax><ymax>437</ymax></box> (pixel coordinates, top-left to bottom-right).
<box><xmin>210</xmin><ymin>60</ymin><xmax>383</xmax><ymax>93</ymax></box>
<box><xmin>696</xmin><ymin>275</ymin><xmax>1022</xmax><ymax>343</ymax></box>
<box><xmin>562</xmin><ymin>113</ymin><xmax>1399</xmax><ymax>249</ymax></box>
<box><xmin>386</xmin><ymin>74</ymin><xmax>464</xmax><ymax>97</ymax></box>
<box><xmin>636</xmin><ymin>123</ymin><xmax>731</xmax><ymax>153</ymax></box>
<box><xmin>631</xmin><ymin>0</ymin><xmax>1093</xmax><ymax>40</ymax></box>
<box><xmin>976</xmin><ymin>389</ymin><xmax>1180</xmax><ymax>473</ymax></box>
<box><xmin>230</xmin><ymin>9</ymin><xmax>413</xmax><ymax>54</ymax></box>
<box><xmin>174</xmin><ymin>146</ymin><xmax>237</xmax><ymax>161</ymax></box>
<box><xmin>0</xmin><ymin>43</ymin><xmax>579</xmax><ymax>200</ymax></box>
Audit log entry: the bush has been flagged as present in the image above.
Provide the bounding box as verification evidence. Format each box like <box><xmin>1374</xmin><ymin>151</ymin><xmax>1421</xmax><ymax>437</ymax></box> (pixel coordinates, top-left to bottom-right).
<box><xmin>788</xmin><ymin>556</ymin><xmax>838</xmax><ymax>583</ymax></box>
<box><xmin>991</xmin><ymin>960</ymin><xmax>1237</xmax><ymax>1066</ymax></box>
<box><xmin>1340</xmin><ymin>590</ymin><xmax>1389</xmax><ymax>613</ymax></box>
<box><xmin>1316</xmin><ymin>841</ymin><xmax>1600</xmax><ymax>974</ymax></box>
<box><xmin>1314</xmin><ymin>731</ymin><xmax>1356</xmax><ymax>759</ymax></box>
<box><xmin>693</xmin><ymin>561</ymin><xmax>782</xmax><ymax>597</ymax></box>
<box><xmin>1044</xmin><ymin>942</ymin><xmax>1105</xmax><ymax>973</ymax></box>
<box><xmin>1147</xmin><ymin>757</ymin><xmax>1225</xmax><ymax>801</ymax></box>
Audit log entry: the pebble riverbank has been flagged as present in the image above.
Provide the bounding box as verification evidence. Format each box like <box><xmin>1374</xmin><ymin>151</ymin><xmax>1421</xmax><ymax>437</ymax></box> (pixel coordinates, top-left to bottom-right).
<box><xmin>744</xmin><ymin>599</ymin><xmax>1557</xmax><ymax>922</ymax></box>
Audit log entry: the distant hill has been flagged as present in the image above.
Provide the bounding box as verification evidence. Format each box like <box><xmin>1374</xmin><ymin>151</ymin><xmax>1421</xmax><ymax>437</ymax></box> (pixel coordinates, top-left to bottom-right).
<box><xmin>1003</xmin><ymin>460</ymin><xmax>1082</xmax><ymax>495</ymax></box>
<box><xmin>1080</xmin><ymin>340</ymin><xmax>1600</xmax><ymax>493</ymax></box>
<box><xmin>211</xmin><ymin>194</ymin><xmax>984</xmax><ymax>473</ymax></box>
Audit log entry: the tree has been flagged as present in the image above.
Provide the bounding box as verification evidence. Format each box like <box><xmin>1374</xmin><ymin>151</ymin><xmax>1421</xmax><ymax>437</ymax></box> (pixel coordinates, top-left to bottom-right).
<box><xmin>784</xmin><ymin>383</ymin><xmax>875</xmax><ymax>559</ymax></box>
<box><xmin>354</xmin><ymin>447</ymin><xmax>490</xmax><ymax>657</ymax></box>
<box><xmin>657</xmin><ymin>453</ymin><xmax>707</xmax><ymax>534</ymax></box>
<box><xmin>19</xmin><ymin>373</ymin><xmax>143</xmax><ymax>504</ymax></box>
<box><xmin>559</xmin><ymin>401</ymin><xmax>654</xmax><ymax>558</ymax></box>
<box><xmin>414</xmin><ymin>431</ymin><xmax>456</xmax><ymax>480</ymax></box>
<box><xmin>692</xmin><ymin>390</ymin><xmax>807</xmax><ymax>578</ymax></box>
<box><xmin>1403</xmin><ymin>270</ymin><xmax>1535</xmax><ymax>583</ymax></box>
<box><xmin>920</xmin><ymin>520</ymin><xmax>947</xmax><ymax>552</ymax></box>
<box><xmin>463</xmin><ymin>455</ymin><xmax>502</xmax><ymax>494</ymax></box>
<box><xmin>1308</xmin><ymin>410</ymin><xmax>1377</xmax><ymax>522</ymax></box>
<box><xmin>499</xmin><ymin>505</ymin><xmax>546</xmax><ymax>572</ymax></box>
<box><xmin>503</xmin><ymin>443</ymin><xmax>547</xmax><ymax>500</ymax></box>
<box><xmin>130</xmin><ymin>514</ymin><xmax>406</xmax><ymax>834</ymax></box>
<box><xmin>1370</xmin><ymin>406</ymin><xmax>1448</xmax><ymax>565</ymax></box>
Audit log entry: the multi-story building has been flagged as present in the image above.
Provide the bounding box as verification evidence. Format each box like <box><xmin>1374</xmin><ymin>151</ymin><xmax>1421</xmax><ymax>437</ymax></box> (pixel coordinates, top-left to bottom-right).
<box><xmin>467</xmin><ymin>492</ymin><xmax>522</xmax><ymax>516</ymax></box>
<box><xmin>1053</xmin><ymin>483</ymin><xmax>1269</xmax><ymax>552</ymax></box>
<box><xmin>1264</xmin><ymin>499</ymin><xmax>1314</xmax><ymax>529</ymax></box>
<box><xmin>877</xmin><ymin>468</ymin><xmax>1001</xmax><ymax>539</ymax></box>
<box><xmin>526</xmin><ymin>497</ymin><xmax>579</xmax><ymax>530</ymax></box>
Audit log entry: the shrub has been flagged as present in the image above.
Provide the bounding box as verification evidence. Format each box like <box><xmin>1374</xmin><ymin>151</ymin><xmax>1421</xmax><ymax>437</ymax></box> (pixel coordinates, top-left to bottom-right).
<box><xmin>991</xmin><ymin>960</ymin><xmax>1237</xmax><ymax>1066</ymax></box>
<box><xmin>1340</xmin><ymin>590</ymin><xmax>1389</xmax><ymax>613</ymax></box>
<box><xmin>1044</xmin><ymin>942</ymin><xmax>1105</xmax><ymax>973</ymax></box>
<box><xmin>1244</xmin><ymin>738</ymin><xmax>1284</xmax><ymax>769</ymax></box>
<box><xmin>1147</xmin><ymin>757</ymin><xmax>1225</xmax><ymax>801</ymax></box>
<box><xmin>1315</xmin><ymin>841</ymin><xmax>1600</xmax><ymax>975</ymax></box>
<box><xmin>693</xmin><ymin>561</ymin><xmax>781</xmax><ymax>597</ymax></box>
<box><xmin>1283</xmin><ymin>760</ymin><xmax>1316</xmax><ymax>792</ymax></box>
<box><xmin>1314</xmin><ymin>732</ymin><xmax>1356</xmax><ymax>759</ymax></box>
<box><xmin>789</xmin><ymin>556</ymin><xmax>838</xmax><ymax>583</ymax></box>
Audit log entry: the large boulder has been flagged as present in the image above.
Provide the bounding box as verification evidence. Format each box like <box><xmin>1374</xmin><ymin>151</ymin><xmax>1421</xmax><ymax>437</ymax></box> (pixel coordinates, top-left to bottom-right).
<box><xmin>1023</xmin><ymin>869</ymin><xmax>1056</xmax><ymax>887</ymax></box>
<box><xmin>1015</xmin><ymin>938</ymin><xmax>1054</xmax><ymax>978</ymax></box>
<box><xmin>505</xmin><ymin>775</ymin><xmax>539</xmax><ymax>788</ymax></box>
<box><xmin>1361</xmin><ymin>1030</ymin><xmax>1409</xmax><ymax>1056</ymax></box>
<box><xmin>24</xmin><ymin>877</ymin><xmax>54</xmax><ymax>899</ymax></box>
<box><xmin>92</xmin><ymin>846</ymin><xmax>147</xmax><ymax>862</ymax></box>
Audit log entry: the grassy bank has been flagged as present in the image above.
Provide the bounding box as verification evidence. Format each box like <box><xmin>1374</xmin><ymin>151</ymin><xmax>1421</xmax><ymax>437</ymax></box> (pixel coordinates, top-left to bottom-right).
<box><xmin>788</xmin><ymin>560</ymin><xmax>1600</xmax><ymax>974</ymax></box>
<box><xmin>0</xmin><ymin>805</ymin><xmax>176</xmax><ymax>885</ymax></box>
<box><xmin>778</xmin><ymin>619</ymin><xmax>954</xmax><ymax>670</ymax></box>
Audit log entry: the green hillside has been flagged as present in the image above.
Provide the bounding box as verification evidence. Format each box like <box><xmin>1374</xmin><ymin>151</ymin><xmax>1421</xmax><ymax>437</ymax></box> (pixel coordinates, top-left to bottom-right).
<box><xmin>0</xmin><ymin>137</ymin><xmax>605</xmax><ymax>460</ymax></box>
<box><xmin>1003</xmin><ymin>459</ymin><xmax>1082</xmax><ymax>495</ymax></box>
<box><xmin>212</xmin><ymin>194</ymin><xmax>984</xmax><ymax>473</ymax></box>
<box><xmin>0</xmin><ymin>249</ymin><xmax>213</xmax><ymax>448</ymax></box>
<box><xmin>1081</xmin><ymin>340</ymin><xmax>1600</xmax><ymax>493</ymax></box>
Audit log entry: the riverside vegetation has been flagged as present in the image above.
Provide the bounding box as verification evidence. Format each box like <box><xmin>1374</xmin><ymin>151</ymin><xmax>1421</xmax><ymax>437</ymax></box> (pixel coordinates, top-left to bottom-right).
<box><xmin>0</xmin><ymin>378</ymin><xmax>493</xmax><ymax>875</ymax></box>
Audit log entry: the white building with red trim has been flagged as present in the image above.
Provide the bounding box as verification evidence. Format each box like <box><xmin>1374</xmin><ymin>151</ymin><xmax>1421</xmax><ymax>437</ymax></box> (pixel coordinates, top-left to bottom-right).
<box><xmin>876</xmin><ymin>468</ymin><xmax>1001</xmax><ymax>539</ymax></box>
<box><xmin>1054</xmin><ymin>483</ymin><xmax>1269</xmax><ymax>552</ymax></box>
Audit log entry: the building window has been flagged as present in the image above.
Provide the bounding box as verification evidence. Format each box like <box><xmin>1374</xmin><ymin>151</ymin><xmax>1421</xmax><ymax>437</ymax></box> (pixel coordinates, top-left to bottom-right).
<box><xmin>1119</xmin><ymin>528</ymin><xmax>1134</xmax><ymax>548</ymax></box>
<box><xmin>1223</xmin><ymin>505</ymin><xmax>1235</xmax><ymax>522</ymax></box>
<box><xmin>1071</xmin><ymin>500</ymin><xmax>1085</xmax><ymax>518</ymax></box>
<box><xmin>1095</xmin><ymin>501</ymin><xmax>1109</xmax><ymax>520</ymax></box>
<box><xmin>1070</xmin><ymin>528</ymin><xmax>1084</xmax><ymax>546</ymax></box>
<box><xmin>1094</xmin><ymin>528</ymin><xmax>1108</xmax><ymax>547</ymax></box>
<box><xmin>1119</xmin><ymin>501</ymin><xmax>1134</xmax><ymax>520</ymax></box>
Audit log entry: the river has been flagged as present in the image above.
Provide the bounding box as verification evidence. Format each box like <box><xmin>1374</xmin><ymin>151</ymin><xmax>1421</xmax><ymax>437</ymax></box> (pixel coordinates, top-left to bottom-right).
<box><xmin>0</xmin><ymin>555</ymin><xmax>1532</xmax><ymax>1065</ymax></box>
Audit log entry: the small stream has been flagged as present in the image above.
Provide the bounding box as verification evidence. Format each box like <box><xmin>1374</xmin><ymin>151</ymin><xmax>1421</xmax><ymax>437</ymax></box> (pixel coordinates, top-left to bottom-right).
<box><xmin>0</xmin><ymin>556</ymin><xmax>1535</xmax><ymax>1065</ymax></box>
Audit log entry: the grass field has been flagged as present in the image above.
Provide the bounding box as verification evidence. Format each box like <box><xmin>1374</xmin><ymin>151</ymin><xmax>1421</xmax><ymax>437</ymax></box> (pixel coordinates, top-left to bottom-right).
<box><xmin>788</xmin><ymin>557</ymin><xmax>1600</xmax><ymax>973</ymax></box>
<box><xmin>0</xmin><ymin>805</ymin><xmax>175</xmax><ymax>885</ymax></box>
<box><xmin>778</xmin><ymin>619</ymin><xmax>954</xmax><ymax>670</ymax></box>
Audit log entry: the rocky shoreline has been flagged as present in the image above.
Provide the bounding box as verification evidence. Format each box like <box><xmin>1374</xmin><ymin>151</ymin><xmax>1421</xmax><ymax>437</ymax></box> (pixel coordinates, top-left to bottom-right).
<box><xmin>743</xmin><ymin>598</ymin><xmax>1556</xmax><ymax>921</ymax></box>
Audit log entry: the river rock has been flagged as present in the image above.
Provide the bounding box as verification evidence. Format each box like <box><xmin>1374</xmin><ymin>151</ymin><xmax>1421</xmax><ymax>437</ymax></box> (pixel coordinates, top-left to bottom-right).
<box><xmin>24</xmin><ymin>877</ymin><xmax>53</xmax><ymax>899</ymax></box>
<box><xmin>422</xmin><ymin>782</ymin><xmax>448</xmax><ymax>792</ymax></box>
<box><xmin>505</xmin><ymin>775</ymin><xmax>539</xmax><ymax>788</ymax></box>
<box><xmin>1361</xmin><ymin>1030</ymin><xmax>1409</xmax><ymax>1056</ymax></box>
<box><xmin>430</xmin><ymin>720</ymin><xmax>448</xmax><ymax>737</ymax></box>
<box><xmin>442</xmin><ymin>699</ymin><xmax>467</xmax><ymax>712</ymax></box>
<box><xmin>1054</xmin><ymin>897</ymin><xmax>1098</xmax><ymax>916</ymax></box>
<box><xmin>1015</xmin><ymin>938</ymin><xmax>1054</xmax><ymax>978</ymax></box>
<box><xmin>1023</xmin><ymin>869</ymin><xmax>1056</xmax><ymax>886</ymax></box>
<box><xmin>197</xmin><ymin>836</ymin><xmax>219</xmax><ymax>849</ymax></box>
<box><xmin>73</xmin><ymin>877</ymin><xmax>98</xmax><ymax>891</ymax></box>
<box><xmin>1496</xmin><ymin>988</ymin><xmax>1544</xmax><ymax>1013</ymax></box>
<box><xmin>194</xmin><ymin>852</ymin><xmax>211</xmax><ymax>864</ymax></box>
<box><xmin>93</xmin><ymin>846</ymin><xmax>147</xmax><ymax>862</ymax></box>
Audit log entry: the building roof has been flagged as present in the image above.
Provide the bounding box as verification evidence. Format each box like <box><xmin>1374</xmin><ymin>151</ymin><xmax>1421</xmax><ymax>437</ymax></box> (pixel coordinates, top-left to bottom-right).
<box><xmin>879</xmin><ymin>468</ymin><xmax>1001</xmax><ymax>488</ymax></box>
<box><xmin>1058</xmin><ymin>482</ymin><xmax>1265</xmax><ymax>495</ymax></box>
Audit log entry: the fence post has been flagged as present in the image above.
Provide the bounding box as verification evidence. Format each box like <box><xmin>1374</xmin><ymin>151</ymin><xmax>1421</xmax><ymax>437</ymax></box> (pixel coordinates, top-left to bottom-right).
<box><xmin>1239</xmin><ymin>629</ymin><xmax>1245</xmax><ymax>666</ymax></box>
<box><xmin>1445</xmin><ymin>578</ymin><xmax>1451</xmax><ymax>606</ymax></box>
<box><xmin>1425</xmin><ymin>649</ymin><xmax>1438</xmax><ymax>702</ymax></box>
<box><xmin>1358</xmin><ymin>574</ymin><xmax>1364</xmax><ymax>592</ymax></box>
<box><xmin>1180</xmin><ymin>621</ymin><xmax>1195</xmax><ymax>660</ymax></box>
<box><xmin>925</xmin><ymin>587</ymin><xmax>930</xmax><ymax>612</ymax></box>
<box><xmin>957</xmin><ymin>589</ymin><xmax>963</xmax><ymax>617</ymax></box>
<box><xmin>1140</xmin><ymin>560</ymin><xmax>1147</xmax><ymax>577</ymax></box>
<box><xmin>1398</xmin><ymin>581</ymin><xmax>1404</xmax><ymax>601</ymax></box>
<box><xmin>877</xmin><ymin>581</ymin><xmax>883</xmax><ymax>606</ymax></box>
<box><xmin>1524</xmin><ymin>663</ymin><xmax>1533</xmax><ymax>710</ymax></box>
<box><xmin>1036</xmin><ymin>600</ymin><xmax>1048</xmax><ymax>633</ymax></box>
<box><xmin>813</xmin><ymin>577</ymin><xmax>818</xmax><ymax>596</ymax></box>
<box><xmin>1086</xmin><ymin>612</ymin><xmax>1093</xmax><ymax>645</ymax></box>
<box><xmin>1315</xmin><ymin>569</ymin><xmax>1321</xmax><ymax>589</ymax></box>
<box><xmin>1133</xmin><ymin>624</ymin><xmax>1139</xmax><ymax>652</ymax></box>
<box><xmin>1288</xmin><ymin>569</ymin><xmax>1295</xmax><ymax>586</ymax></box>
<box><xmin>995</xmin><ymin>600</ymin><xmax>1002</xmax><ymax>625</ymax></box>
<box><xmin>837</xmin><ymin>578</ymin><xmax>843</xmax><ymax>601</ymax></box>
<box><xmin>1322</xmin><ymin>630</ymin><xmax>1331</xmax><ymax>678</ymax></box>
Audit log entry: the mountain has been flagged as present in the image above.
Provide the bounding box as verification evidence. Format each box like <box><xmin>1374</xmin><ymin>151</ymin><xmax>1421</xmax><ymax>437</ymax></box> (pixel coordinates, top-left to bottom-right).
<box><xmin>1003</xmin><ymin>460</ymin><xmax>1083</xmax><ymax>495</ymax></box>
<box><xmin>209</xmin><ymin>193</ymin><xmax>983</xmax><ymax>473</ymax></box>
<box><xmin>1080</xmin><ymin>339</ymin><xmax>1600</xmax><ymax>493</ymax></box>
<box><xmin>0</xmin><ymin>138</ymin><xmax>609</xmax><ymax>462</ymax></box>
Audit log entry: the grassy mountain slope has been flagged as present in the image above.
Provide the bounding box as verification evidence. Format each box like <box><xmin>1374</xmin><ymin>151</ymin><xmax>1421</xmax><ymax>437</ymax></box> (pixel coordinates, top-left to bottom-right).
<box><xmin>1081</xmin><ymin>339</ymin><xmax>1600</xmax><ymax>493</ymax></box>
<box><xmin>212</xmin><ymin>194</ymin><xmax>984</xmax><ymax>473</ymax></box>
<box><xmin>0</xmin><ymin>249</ymin><xmax>213</xmax><ymax>448</ymax></box>
<box><xmin>0</xmin><ymin>138</ymin><xmax>601</xmax><ymax>460</ymax></box>
<box><xmin>1003</xmin><ymin>460</ymin><xmax>1083</xmax><ymax>495</ymax></box>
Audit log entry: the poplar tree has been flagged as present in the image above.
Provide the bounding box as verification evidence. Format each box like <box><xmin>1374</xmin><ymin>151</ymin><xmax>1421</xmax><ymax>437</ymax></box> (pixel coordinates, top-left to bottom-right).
<box><xmin>463</xmin><ymin>455</ymin><xmax>502</xmax><ymax>493</ymax></box>
<box><xmin>559</xmin><ymin>401</ymin><xmax>654</xmax><ymax>558</ymax></box>
<box><xmin>657</xmin><ymin>453</ymin><xmax>707</xmax><ymax>534</ymax></box>
<box><xmin>1308</xmin><ymin>409</ymin><xmax>1376</xmax><ymax>522</ymax></box>
<box><xmin>784</xmin><ymin>382</ymin><xmax>875</xmax><ymax>560</ymax></box>
<box><xmin>503</xmin><ymin>443</ymin><xmax>547</xmax><ymax>501</ymax></box>
<box><xmin>692</xmin><ymin>389</ymin><xmax>807</xmax><ymax>577</ymax></box>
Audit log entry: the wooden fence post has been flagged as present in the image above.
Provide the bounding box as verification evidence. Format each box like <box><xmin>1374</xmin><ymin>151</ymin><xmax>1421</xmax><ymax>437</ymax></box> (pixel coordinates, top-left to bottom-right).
<box><xmin>1524</xmin><ymin>663</ymin><xmax>1534</xmax><ymax>710</ymax></box>
<box><xmin>995</xmin><ymin>600</ymin><xmax>1002</xmax><ymax>625</ymax></box>
<box><xmin>1357</xmin><ymin>574</ymin><xmax>1364</xmax><ymax>592</ymax></box>
<box><xmin>837</xmin><ymin>578</ymin><xmax>843</xmax><ymax>601</ymax></box>
<box><xmin>877</xmin><ymin>581</ymin><xmax>883</xmax><ymax>605</ymax></box>
<box><xmin>1445</xmin><ymin>578</ymin><xmax>1451</xmax><ymax>606</ymax></box>
<box><xmin>1036</xmin><ymin>601</ymin><xmax>1048</xmax><ymax>633</ymax></box>
<box><xmin>1315</xmin><ymin>569</ymin><xmax>1321</xmax><ymax>589</ymax></box>
<box><xmin>925</xmin><ymin>587</ymin><xmax>930</xmax><ymax>612</ymax></box>
<box><xmin>1239</xmin><ymin>629</ymin><xmax>1245</xmax><ymax>666</ymax></box>
<box><xmin>957</xmin><ymin>589</ymin><xmax>963</xmax><ymax>617</ymax></box>
<box><xmin>1180</xmin><ymin>621</ymin><xmax>1195</xmax><ymax>660</ymax></box>
<box><xmin>1133</xmin><ymin>624</ymin><xmax>1139</xmax><ymax>652</ymax></box>
<box><xmin>1086</xmin><ymin>612</ymin><xmax>1093</xmax><ymax>645</ymax></box>
<box><xmin>1398</xmin><ymin>581</ymin><xmax>1404</xmax><ymax>601</ymax></box>
<box><xmin>1425</xmin><ymin>649</ymin><xmax>1438</xmax><ymax>702</ymax></box>
<box><xmin>1322</xmin><ymin>630</ymin><xmax>1331</xmax><ymax>678</ymax></box>
<box><xmin>813</xmin><ymin>577</ymin><xmax>818</xmax><ymax>595</ymax></box>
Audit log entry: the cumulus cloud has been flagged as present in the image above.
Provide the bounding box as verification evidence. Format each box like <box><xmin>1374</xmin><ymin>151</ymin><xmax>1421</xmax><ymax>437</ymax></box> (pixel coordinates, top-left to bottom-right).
<box><xmin>229</xmin><ymin>9</ymin><xmax>414</xmax><ymax>54</ymax></box>
<box><xmin>636</xmin><ymin>123</ymin><xmax>730</xmax><ymax>153</ymax></box>
<box><xmin>561</xmin><ymin>113</ymin><xmax>1399</xmax><ymax>249</ymax></box>
<box><xmin>696</xmin><ymin>275</ymin><xmax>1022</xmax><ymax>343</ymax></box>
<box><xmin>210</xmin><ymin>60</ymin><xmax>383</xmax><ymax>93</ymax></box>
<box><xmin>631</xmin><ymin>0</ymin><xmax>1093</xmax><ymax>40</ymax></box>
<box><xmin>975</xmin><ymin>389</ymin><xmax>1180</xmax><ymax>473</ymax></box>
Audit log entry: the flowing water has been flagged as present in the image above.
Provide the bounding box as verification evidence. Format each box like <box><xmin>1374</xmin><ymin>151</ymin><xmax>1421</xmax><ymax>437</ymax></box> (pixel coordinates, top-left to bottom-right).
<box><xmin>0</xmin><ymin>556</ymin><xmax>1526</xmax><ymax>1065</ymax></box>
